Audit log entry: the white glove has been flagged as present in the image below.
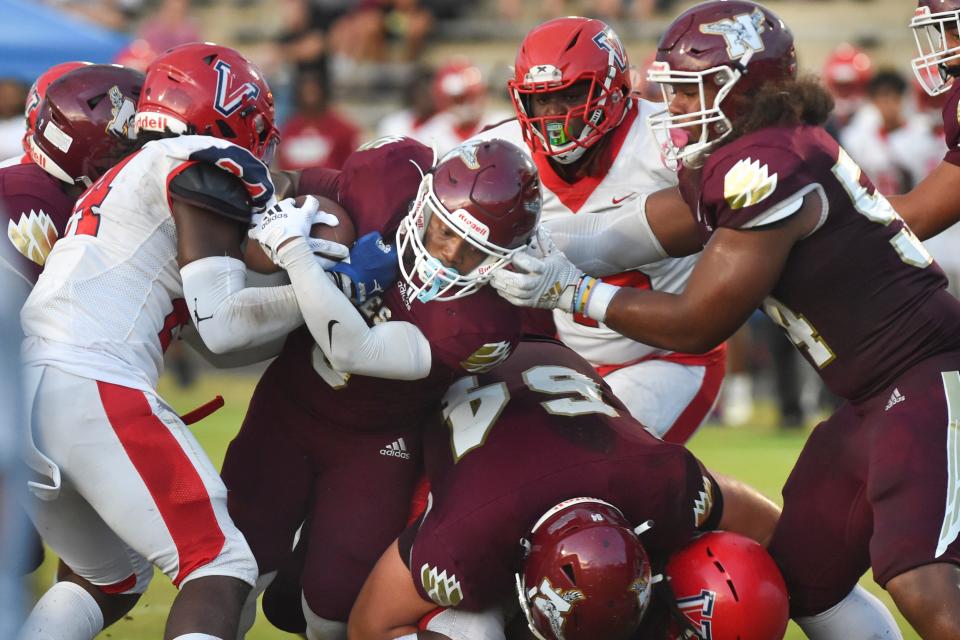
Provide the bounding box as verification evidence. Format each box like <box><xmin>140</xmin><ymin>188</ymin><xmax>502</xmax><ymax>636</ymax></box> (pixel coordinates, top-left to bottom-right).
<box><xmin>491</xmin><ymin>227</ymin><xmax>584</xmax><ymax>312</ymax></box>
<box><xmin>249</xmin><ymin>196</ymin><xmax>349</xmax><ymax>268</ymax></box>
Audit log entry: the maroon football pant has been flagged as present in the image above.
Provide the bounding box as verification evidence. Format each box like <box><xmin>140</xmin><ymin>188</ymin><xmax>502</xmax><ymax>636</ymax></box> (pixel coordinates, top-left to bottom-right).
<box><xmin>768</xmin><ymin>350</ymin><xmax>960</xmax><ymax>616</ymax></box>
<box><xmin>222</xmin><ymin>370</ymin><xmax>422</xmax><ymax>622</ymax></box>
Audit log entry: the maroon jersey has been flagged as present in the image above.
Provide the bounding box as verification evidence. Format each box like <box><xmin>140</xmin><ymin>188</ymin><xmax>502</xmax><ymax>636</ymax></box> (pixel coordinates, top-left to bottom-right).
<box><xmin>275</xmin><ymin>136</ymin><xmax>522</xmax><ymax>434</ymax></box>
<box><xmin>679</xmin><ymin>125</ymin><xmax>960</xmax><ymax>402</ymax></box>
<box><xmin>401</xmin><ymin>339</ymin><xmax>717</xmax><ymax>611</ymax></box>
<box><xmin>941</xmin><ymin>80</ymin><xmax>960</xmax><ymax>167</ymax></box>
<box><xmin>0</xmin><ymin>162</ymin><xmax>75</xmax><ymax>286</ymax></box>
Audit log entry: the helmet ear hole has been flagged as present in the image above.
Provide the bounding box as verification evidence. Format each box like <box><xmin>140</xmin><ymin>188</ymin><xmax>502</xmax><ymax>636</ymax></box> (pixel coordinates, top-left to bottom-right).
<box><xmin>561</xmin><ymin>563</ymin><xmax>577</xmax><ymax>585</ymax></box>
<box><xmin>215</xmin><ymin>119</ymin><xmax>236</xmax><ymax>138</ymax></box>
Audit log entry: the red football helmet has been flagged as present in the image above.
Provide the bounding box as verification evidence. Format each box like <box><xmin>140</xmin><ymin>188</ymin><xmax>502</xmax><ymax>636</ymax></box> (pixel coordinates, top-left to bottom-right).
<box><xmin>29</xmin><ymin>64</ymin><xmax>143</xmax><ymax>187</ymax></box>
<box><xmin>396</xmin><ymin>138</ymin><xmax>541</xmax><ymax>303</ymax></box>
<box><xmin>665</xmin><ymin>532</ymin><xmax>789</xmax><ymax>640</ymax></box>
<box><xmin>433</xmin><ymin>58</ymin><xmax>486</xmax><ymax>127</ymax></box>
<box><xmin>135</xmin><ymin>42</ymin><xmax>279</xmax><ymax>163</ymax></box>
<box><xmin>911</xmin><ymin>0</ymin><xmax>960</xmax><ymax>96</ymax></box>
<box><xmin>647</xmin><ymin>0</ymin><xmax>797</xmax><ymax>165</ymax></box>
<box><xmin>509</xmin><ymin>17</ymin><xmax>631</xmax><ymax>164</ymax></box>
<box><xmin>22</xmin><ymin>61</ymin><xmax>92</xmax><ymax>155</ymax></box>
<box><xmin>822</xmin><ymin>43</ymin><xmax>873</xmax><ymax>122</ymax></box>
<box><xmin>515</xmin><ymin>498</ymin><xmax>653</xmax><ymax>640</ymax></box>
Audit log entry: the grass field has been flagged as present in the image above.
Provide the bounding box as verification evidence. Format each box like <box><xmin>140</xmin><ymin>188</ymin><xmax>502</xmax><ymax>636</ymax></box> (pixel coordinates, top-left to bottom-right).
<box><xmin>27</xmin><ymin>372</ymin><xmax>920</xmax><ymax>639</ymax></box>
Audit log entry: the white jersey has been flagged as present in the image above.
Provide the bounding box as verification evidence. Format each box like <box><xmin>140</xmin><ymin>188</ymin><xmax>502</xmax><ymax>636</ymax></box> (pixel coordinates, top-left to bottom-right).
<box><xmin>20</xmin><ymin>135</ymin><xmax>269</xmax><ymax>392</ymax></box>
<box><xmin>470</xmin><ymin>100</ymin><xmax>703</xmax><ymax>366</ymax></box>
<box><xmin>0</xmin><ymin>153</ymin><xmax>25</xmax><ymax>169</ymax></box>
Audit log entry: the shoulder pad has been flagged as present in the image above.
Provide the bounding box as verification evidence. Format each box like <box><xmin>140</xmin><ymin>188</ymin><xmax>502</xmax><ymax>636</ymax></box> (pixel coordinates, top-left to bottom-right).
<box><xmin>169</xmin><ymin>163</ymin><xmax>252</xmax><ymax>223</ymax></box>
<box><xmin>702</xmin><ymin>134</ymin><xmax>813</xmax><ymax>230</ymax></box>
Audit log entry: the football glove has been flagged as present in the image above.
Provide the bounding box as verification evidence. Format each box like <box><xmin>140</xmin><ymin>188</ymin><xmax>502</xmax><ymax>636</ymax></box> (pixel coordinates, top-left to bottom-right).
<box><xmin>250</xmin><ymin>196</ymin><xmax>349</xmax><ymax>269</ymax></box>
<box><xmin>329</xmin><ymin>231</ymin><xmax>398</xmax><ymax>304</ymax></box>
<box><xmin>491</xmin><ymin>227</ymin><xmax>583</xmax><ymax>312</ymax></box>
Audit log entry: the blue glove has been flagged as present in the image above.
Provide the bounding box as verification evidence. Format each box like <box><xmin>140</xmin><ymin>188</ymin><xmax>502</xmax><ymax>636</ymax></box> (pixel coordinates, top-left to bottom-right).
<box><xmin>329</xmin><ymin>231</ymin><xmax>399</xmax><ymax>304</ymax></box>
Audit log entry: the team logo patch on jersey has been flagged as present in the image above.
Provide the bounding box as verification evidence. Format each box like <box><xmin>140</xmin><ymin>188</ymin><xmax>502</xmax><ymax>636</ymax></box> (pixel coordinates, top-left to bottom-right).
<box><xmin>723</xmin><ymin>158</ymin><xmax>778</xmax><ymax>209</ymax></box>
<box><xmin>8</xmin><ymin>210</ymin><xmax>58</xmax><ymax>266</ymax></box>
<box><xmin>421</xmin><ymin>564</ymin><xmax>463</xmax><ymax>607</ymax></box>
<box><xmin>694</xmin><ymin>475</ymin><xmax>715</xmax><ymax>528</ymax></box>
<box><xmin>461</xmin><ymin>340</ymin><xmax>513</xmax><ymax>374</ymax></box>
<box><xmin>700</xmin><ymin>8</ymin><xmax>767</xmax><ymax>60</ymax></box>
<box><xmin>676</xmin><ymin>589</ymin><xmax>717</xmax><ymax>639</ymax></box>
<box><xmin>529</xmin><ymin>577</ymin><xmax>585</xmax><ymax>640</ymax></box>
<box><xmin>213</xmin><ymin>60</ymin><xmax>261</xmax><ymax>117</ymax></box>
<box><xmin>592</xmin><ymin>29</ymin><xmax>628</xmax><ymax>73</ymax></box>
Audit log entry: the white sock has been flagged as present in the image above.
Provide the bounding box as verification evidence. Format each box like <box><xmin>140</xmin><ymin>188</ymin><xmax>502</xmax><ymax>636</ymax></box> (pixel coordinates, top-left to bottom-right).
<box><xmin>303</xmin><ymin>593</ymin><xmax>347</xmax><ymax>640</ymax></box>
<box><xmin>17</xmin><ymin>581</ymin><xmax>104</xmax><ymax>640</ymax></box>
<box><xmin>172</xmin><ymin>635</ymin><xmax>224</xmax><ymax>640</ymax></box>
<box><xmin>236</xmin><ymin>570</ymin><xmax>277</xmax><ymax>640</ymax></box>
<box><xmin>795</xmin><ymin>585</ymin><xmax>903</xmax><ymax>640</ymax></box>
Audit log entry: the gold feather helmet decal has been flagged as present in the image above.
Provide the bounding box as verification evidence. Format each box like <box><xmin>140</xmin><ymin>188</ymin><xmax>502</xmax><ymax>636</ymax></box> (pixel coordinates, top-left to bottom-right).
<box><xmin>723</xmin><ymin>158</ymin><xmax>778</xmax><ymax>209</ymax></box>
<box><xmin>461</xmin><ymin>340</ymin><xmax>513</xmax><ymax>374</ymax></box>
<box><xmin>8</xmin><ymin>210</ymin><xmax>58</xmax><ymax>266</ymax></box>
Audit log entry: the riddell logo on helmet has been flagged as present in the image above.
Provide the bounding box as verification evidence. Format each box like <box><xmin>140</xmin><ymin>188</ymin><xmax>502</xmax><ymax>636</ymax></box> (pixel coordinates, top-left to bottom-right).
<box><xmin>135</xmin><ymin>112</ymin><xmax>170</xmax><ymax>133</ymax></box>
<box><xmin>451</xmin><ymin>209</ymin><xmax>489</xmax><ymax>240</ymax></box>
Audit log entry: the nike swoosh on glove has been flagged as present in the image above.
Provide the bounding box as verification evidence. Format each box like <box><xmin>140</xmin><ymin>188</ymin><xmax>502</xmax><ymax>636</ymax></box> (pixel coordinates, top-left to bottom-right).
<box><xmin>491</xmin><ymin>227</ymin><xmax>583</xmax><ymax>312</ymax></box>
<box><xmin>329</xmin><ymin>231</ymin><xmax>399</xmax><ymax>304</ymax></box>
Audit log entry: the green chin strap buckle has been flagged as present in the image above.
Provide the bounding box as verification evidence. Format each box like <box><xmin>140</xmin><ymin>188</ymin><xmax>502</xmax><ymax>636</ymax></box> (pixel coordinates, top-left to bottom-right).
<box><xmin>545</xmin><ymin>121</ymin><xmax>569</xmax><ymax>146</ymax></box>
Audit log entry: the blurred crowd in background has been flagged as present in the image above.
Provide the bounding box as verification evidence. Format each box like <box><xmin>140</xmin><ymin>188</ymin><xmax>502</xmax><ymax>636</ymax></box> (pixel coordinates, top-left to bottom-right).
<box><xmin>1</xmin><ymin>0</ymin><xmax>954</xmax><ymax>431</ymax></box>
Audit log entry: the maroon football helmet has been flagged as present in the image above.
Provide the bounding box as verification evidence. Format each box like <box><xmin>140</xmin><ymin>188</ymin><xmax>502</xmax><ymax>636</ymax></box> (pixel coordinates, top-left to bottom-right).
<box><xmin>22</xmin><ymin>61</ymin><xmax>92</xmax><ymax>156</ymax></box>
<box><xmin>135</xmin><ymin>43</ymin><xmax>280</xmax><ymax>163</ymax></box>
<box><xmin>396</xmin><ymin>138</ymin><xmax>541</xmax><ymax>302</ymax></box>
<box><xmin>911</xmin><ymin>0</ymin><xmax>960</xmax><ymax>96</ymax></box>
<box><xmin>509</xmin><ymin>17</ymin><xmax>631</xmax><ymax>164</ymax></box>
<box><xmin>28</xmin><ymin>64</ymin><xmax>143</xmax><ymax>187</ymax></box>
<box><xmin>646</xmin><ymin>0</ymin><xmax>797</xmax><ymax>165</ymax></box>
<box><xmin>515</xmin><ymin>498</ymin><xmax>653</xmax><ymax>640</ymax></box>
<box><xmin>665</xmin><ymin>532</ymin><xmax>789</xmax><ymax>640</ymax></box>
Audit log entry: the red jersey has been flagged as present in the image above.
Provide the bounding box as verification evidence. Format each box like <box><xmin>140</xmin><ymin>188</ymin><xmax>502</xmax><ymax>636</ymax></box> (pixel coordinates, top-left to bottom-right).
<box><xmin>679</xmin><ymin>125</ymin><xmax>960</xmax><ymax>402</ymax></box>
<box><xmin>275</xmin><ymin>110</ymin><xmax>361</xmax><ymax>171</ymax></box>
<box><xmin>400</xmin><ymin>339</ymin><xmax>716</xmax><ymax>610</ymax></box>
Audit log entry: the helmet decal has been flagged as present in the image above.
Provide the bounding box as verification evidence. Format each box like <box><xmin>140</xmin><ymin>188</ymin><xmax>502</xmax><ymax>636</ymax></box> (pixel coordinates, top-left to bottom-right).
<box><xmin>675</xmin><ymin>589</ymin><xmax>717</xmax><ymax>639</ymax></box>
<box><xmin>700</xmin><ymin>8</ymin><xmax>767</xmax><ymax>60</ymax></box>
<box><xmin>529</xmin><ymin>578</ymin><xmax>585</xmax><ymax>640</ymax></box>
<box><xmin>213</xmin><ymin>59</ymin><xmax>261</xmax><ymax>117</ymax></box>
<box><xmin>592</xmin><ymin>29</ymin><xmax>628</xmax><ymax>73</ymax></box>
<box><xmin>106</xmin><ymin>85</ymin><xmax>138</xmax><ymax>140</ymax></box>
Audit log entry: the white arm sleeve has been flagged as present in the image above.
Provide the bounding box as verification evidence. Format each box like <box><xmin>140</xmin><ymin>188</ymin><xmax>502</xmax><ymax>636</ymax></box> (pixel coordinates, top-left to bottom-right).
<box><xmin>180</xmin><ymin>324</ymin><xmax>287</xmax><ymax>368</ymax></box>
<box><xmin>277</xmin><ymin>237</ymin><xmax>432</xmax><ymax>380</ymax></box>
<box><xmin>544</xmin><ymin>194</ymin><xmax>668</xmax><ymax>276</ymax></box>
<box><xmin>180</xmin><ymin>256</ymin><xmax>304</xmax><ymax>354</ymax></box>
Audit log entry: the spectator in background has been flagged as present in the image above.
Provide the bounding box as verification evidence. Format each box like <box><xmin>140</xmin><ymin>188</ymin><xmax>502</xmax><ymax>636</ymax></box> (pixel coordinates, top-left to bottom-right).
<box><xmin>112</xmin><ymin>39</ymin><xmax>158</xmax><ymax>72</ymax></box>
<box><xmin>136</xmin><ymin>0</ymin><xmax>201</xmax><ymax>54</ymax></box>
<box><xmin>842</xmin><ymin>69</ymin><xmax>941</xmax><ymax>195</ymax></box>
<box><xmin>330</xmin><ymin>0</ymin><xmax>432</xmax><ymax>64</ymax></box>
<box><xmin>414</xmin><ymin>58</ymin><xmax>510</xmax><ymax>155</ymax></box>
<box><xmin>822</xmin><ymin>42</ymin><xmax>873</xmax><ymax>137</ymax></box>
<box><xmin>43</xmin><ymin>0</ymin><xmax>140</xmax><ymax>32</ymax></box>
<box><xmin>0</xmin><ymin>80</ymin><xmax>28</xmax><ymax>161</ymax></box>
<box><xmin>276</xmin><ymin>64</ymin><xmax>361</xmax><ymax>171</ymax></box>
<box><xmin>375</xmin><ymin>64</ymin><xmax>436</xmax><ymax>139</ymax></box>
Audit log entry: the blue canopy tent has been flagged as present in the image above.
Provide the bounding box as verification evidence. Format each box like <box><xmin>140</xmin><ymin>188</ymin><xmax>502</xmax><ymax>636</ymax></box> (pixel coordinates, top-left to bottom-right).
<box><xmin>0</xmin><ymin>0</ymin><xmax>131</xmax><ymax>84</ymax></box>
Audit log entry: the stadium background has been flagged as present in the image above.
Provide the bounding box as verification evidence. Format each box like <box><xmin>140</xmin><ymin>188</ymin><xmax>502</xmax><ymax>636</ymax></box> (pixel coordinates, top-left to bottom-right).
<box><xmin>4</xmin><ymin>0</ymin><xmax>929</xmax><ymax>637</ymax></box>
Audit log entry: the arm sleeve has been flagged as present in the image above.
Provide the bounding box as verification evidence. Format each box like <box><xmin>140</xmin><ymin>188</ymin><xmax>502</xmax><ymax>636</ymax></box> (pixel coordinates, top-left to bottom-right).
<box><xmin>544</xmin><ymin>193</ymin><xmax>668</xmax><ymax>275</ymax></box>
<box><xmin>179</xmin><ymin>324</ymin><xmax>287</xmax><ymax>368</ymax></box>
<box><xmin>277</xmin><ymin>237</ymin><xmax>432</xmax><ymax>379</ymax></box>
<box><xmin>180</xmin><ymin>256</ymin><xmax>304</xmax><ymax>354</ymax></box>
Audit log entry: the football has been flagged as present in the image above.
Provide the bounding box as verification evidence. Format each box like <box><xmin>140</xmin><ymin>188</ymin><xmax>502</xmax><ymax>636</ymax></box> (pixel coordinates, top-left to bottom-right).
<box><xmin>244</xmin><ymin>195</ymin><xmax>356</xmax><ymax>274</ymax></box>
